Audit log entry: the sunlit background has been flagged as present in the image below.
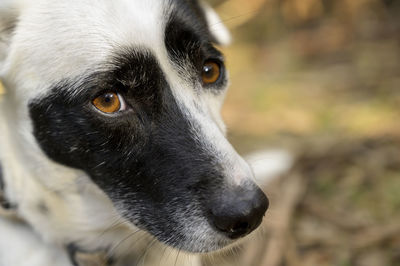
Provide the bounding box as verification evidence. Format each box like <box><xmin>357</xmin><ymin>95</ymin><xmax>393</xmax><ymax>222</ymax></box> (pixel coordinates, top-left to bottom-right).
<box><xmin>206</xmin><ymin>0</ymin><xmax>400</xmax><ymax>265</ymax></box>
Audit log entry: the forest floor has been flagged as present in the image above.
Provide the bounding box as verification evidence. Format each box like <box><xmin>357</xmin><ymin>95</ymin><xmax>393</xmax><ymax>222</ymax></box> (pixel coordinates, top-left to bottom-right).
<box><xmin>212</xmin><ymin>0</ymin><xmax>400</xmax><ymax>265</ymax></box>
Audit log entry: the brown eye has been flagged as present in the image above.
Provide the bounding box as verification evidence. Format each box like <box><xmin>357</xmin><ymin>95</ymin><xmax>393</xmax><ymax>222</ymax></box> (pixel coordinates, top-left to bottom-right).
<box><xmin>202</xmin><ymin>60</ymin><xmax>221</xmax><ymax>85</ymax></box>
<box><xmin>92</xmin><ymin>92</ymin><xmax>121</xmax><ymax>114</ymax></box>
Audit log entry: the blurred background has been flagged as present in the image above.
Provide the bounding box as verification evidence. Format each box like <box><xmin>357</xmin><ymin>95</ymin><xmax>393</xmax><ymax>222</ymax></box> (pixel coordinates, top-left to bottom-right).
<box><xmin>205</xmin><ymin>0</ymin><xmax>400</xmax><ymax>265</ymax></box>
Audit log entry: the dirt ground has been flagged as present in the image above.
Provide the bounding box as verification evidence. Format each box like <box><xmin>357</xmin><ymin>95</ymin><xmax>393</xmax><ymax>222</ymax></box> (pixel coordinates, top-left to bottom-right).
<box><xmin>203</xmin><ymin>137</ymin><xmax>400</xmax><ymax>266</ymax></box>
<box><xmin>208</xmin><ymin>0</ymin><xmax>400</xmax><ymax>265</ymax></box>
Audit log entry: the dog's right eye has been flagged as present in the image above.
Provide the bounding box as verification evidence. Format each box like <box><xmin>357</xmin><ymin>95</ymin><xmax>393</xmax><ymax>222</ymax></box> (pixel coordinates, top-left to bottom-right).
<box><xmin>92</xmin><ymin>92</ymin><xmax>125</xmax><ymax>114</ymax></box>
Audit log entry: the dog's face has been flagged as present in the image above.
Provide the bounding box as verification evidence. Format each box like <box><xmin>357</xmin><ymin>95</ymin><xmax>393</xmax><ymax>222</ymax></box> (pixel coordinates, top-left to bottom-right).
<box><xmin>0</xmin><ymin>0</ymin><xmax>268</xmax><ymax>253</ymax></box>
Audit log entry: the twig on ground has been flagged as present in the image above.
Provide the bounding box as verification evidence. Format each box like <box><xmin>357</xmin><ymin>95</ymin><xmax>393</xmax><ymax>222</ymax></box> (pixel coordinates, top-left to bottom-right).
<box><xmin>351</xmin><ymin>223</ymin><xmax>400</xmax><ymax>250</ymax></box>
<box><xmin>259</xmin><ymin>173</ymin><xmax>307</xmax><ymax>266</ymax></box>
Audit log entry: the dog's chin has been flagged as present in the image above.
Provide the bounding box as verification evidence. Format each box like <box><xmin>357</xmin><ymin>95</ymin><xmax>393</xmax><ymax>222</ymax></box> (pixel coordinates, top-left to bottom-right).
<box><xmin>172</xmin><ymin>232</ymin><xmax>235</xmax><ymax>253</ymax></box>
<box><xmin>140</xmin><ymin>220</ymin><xmax>237</xmax><ymax>253</ymax></box>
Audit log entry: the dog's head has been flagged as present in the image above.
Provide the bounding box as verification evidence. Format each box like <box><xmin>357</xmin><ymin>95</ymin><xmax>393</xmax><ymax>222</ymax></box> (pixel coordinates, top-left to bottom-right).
<box><xmin>0</xmin><ymin>0</ymin><xmax>268</xmax><ymax>253</ymax></box>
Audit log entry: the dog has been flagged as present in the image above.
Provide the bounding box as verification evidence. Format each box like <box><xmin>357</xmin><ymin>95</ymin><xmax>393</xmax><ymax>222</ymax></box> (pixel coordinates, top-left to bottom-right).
<box><xmin>0</xmin><ymin>0</ymin><xmax>272</xmax><ymax>265</ymax></box>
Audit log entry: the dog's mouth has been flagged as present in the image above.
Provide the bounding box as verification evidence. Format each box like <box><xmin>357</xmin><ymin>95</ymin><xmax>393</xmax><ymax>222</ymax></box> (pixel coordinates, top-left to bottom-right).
<box><xmin>116</xmin><ymin>180</ymin><xmax>269</xmax><ymax>253</ymax></box>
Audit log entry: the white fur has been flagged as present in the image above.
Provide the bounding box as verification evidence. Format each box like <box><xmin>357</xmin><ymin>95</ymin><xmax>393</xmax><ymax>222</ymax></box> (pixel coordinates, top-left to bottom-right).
<box><xmin>0</xmin><ymin>0</ymin><xmax>269</xmax><ymax>265</ymax></box>
<box><xmin>200</xmin><ymin>0</ymin><xmax>232</xmax><ymax>45</ymax></box>
<box><xmin>0</xmin><ymin>217</ymin><xmax>71</xmax><ymax>266</ymax></box>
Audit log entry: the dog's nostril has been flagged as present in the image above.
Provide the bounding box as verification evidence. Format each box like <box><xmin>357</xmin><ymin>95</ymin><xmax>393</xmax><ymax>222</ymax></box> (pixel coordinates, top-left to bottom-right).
<box><xmin>231</xmin><ymin>221</ymin><xmax>250</xmax><ymax>233</ymax></box>
<box><xmin>214</xmin><ymin>219</ymin><xmax>250</xmax><ymax>234</ymax></box>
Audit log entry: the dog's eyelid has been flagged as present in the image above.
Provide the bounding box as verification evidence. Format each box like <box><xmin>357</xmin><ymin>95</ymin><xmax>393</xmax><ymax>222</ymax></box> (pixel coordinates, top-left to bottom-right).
<box><xmin>203</xmin><ymin>55</ymin><xmax>224</xmax><ymax>63</ymax></box>
<box><xmin>202</xmin><ymin>43</ymin><xmax>225</xmax><ymax>60</ymax></box>
<box><xmin>117</xmin><ymin>93</ymin><xmax>127</xmax><ymax>111</ymax></box>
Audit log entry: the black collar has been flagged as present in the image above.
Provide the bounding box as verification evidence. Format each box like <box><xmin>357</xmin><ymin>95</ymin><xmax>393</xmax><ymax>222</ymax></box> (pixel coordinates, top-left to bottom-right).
<box><xmin>0</xmin><ymin>162</ymin><xmax>16</xmax><ymax>210</ymax></box>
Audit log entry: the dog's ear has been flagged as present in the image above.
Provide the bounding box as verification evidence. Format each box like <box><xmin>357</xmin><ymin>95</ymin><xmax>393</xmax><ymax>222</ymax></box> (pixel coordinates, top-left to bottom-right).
<box><xmin>0</xmin><ymin>1</ymin><xmax>20</xmax><ymax>67</ymax></box>
<box><xmin>199</xmin><ymin>1</ymin><xmax>231</xmax><ymax>46</ymax></box>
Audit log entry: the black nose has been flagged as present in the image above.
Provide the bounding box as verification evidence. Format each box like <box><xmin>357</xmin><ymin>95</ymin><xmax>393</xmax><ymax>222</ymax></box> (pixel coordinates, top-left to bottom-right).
<box><xmin>209</xmin><ymin>185</ymin><xmax>269</xmax><ymax>239</ymax></box>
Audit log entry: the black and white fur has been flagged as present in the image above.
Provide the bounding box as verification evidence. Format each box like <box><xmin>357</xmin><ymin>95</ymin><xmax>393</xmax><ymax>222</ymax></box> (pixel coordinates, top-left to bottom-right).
<box><xmin>0</xmin><ymin>1</ymin><xmax>285</xmax><ymax>265</ymax></box>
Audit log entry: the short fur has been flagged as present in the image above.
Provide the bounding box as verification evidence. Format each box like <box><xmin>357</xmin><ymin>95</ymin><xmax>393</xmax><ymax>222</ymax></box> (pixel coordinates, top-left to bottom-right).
<box><xmin>0</xmin><ymin>1</ymin><xmax>269</xmax><ymax>265</ymax></box>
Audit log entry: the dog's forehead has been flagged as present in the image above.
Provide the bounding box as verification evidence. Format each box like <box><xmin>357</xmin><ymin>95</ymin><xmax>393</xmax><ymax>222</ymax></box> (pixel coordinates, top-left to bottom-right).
<box><xmin>8</xmin><ymin>0</ymin><xmax>209</xmax><ymax>99</ymax></box>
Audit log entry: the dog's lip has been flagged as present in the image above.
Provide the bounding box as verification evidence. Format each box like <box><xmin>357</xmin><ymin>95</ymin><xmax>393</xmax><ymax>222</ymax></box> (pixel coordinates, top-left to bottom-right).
<box><xmin>182</xmin><ymin>237</ymin><xmax>235</xmax><ymax>254</ymax></box>
<box><xmin>120</xmin><ymin>208</ymin><xmax>238</xmax><ymax>253</ymax></box>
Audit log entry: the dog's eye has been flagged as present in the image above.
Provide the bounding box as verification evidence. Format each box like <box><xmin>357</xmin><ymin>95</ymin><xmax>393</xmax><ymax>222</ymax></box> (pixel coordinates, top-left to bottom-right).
<box><xmin>92</xmin><ymin>92</ymin><xmax>124</xmax><ymax>114</ymax></box>
<box><xmin>202</xmin><ymin>60</ymin><xmax>221</xmax><ymax>85</ymax></box>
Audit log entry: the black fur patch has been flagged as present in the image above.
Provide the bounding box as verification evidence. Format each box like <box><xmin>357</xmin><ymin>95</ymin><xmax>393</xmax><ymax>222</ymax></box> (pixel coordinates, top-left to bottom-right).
<box><xmin>170</xmin><ymin>0</ymin><xmax>222</xmax><ymax>45</ymax></box>
<box><xmin>29</xmin><ymin>50</ymin><xmax>224</xmax><ymax>251</ymax></box>
<box><xmin>165</xmin><ymin>2</ymin><xmax>227</xmax><ymax>90</ymax></box>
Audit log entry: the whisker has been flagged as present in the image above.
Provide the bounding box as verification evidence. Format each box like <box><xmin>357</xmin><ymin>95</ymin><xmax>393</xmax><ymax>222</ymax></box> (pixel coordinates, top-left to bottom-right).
<box><xmin>174</xmin><ymin>248</ymin><xmax>181</xmax><ymax>266</ymax></box>
<box><xmin>165</xmin><ymin>247</ymin><xmax>175</xmax><ymax>265</ymax></box>
<box><xmin>107</xmin><ymin>228</ymin><xmax>142</xmax><ymax>258</ymax></box>
<box><xmin>97</xmin><ymin>216</ymin><xmax>128</xmax><ymax>240</ymax></box>
<box><xmin>158</xmin><ymin>244</ymin><xmax>169</xmax><ymax>266</ymax></box>
<box><xmin>209</xmin><ymin>9</ymin><xmax>261</xmax><ymax>27</ymax></box>
<box><xmin>139</xmin><ymin>238</ymin><xmax>158</xmax><ymax>266</ymax></box>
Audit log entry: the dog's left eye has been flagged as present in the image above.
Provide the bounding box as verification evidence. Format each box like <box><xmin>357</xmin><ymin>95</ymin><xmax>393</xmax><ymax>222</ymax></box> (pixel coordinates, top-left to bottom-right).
<box><xmin>202</xmin><ymin>60</ymin><xmax>222</xmax><ymax>85</ymax></box>
<box><xmin>92</xmin><ymin>92</ymin><xmax>126</xmax><ymax>114</ymax></box>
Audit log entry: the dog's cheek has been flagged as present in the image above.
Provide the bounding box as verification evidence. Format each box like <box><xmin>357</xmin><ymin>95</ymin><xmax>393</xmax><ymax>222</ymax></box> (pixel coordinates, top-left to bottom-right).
<box><xmin>29</xmin><ymin>102</ymin><xmax>95</xmax><ymax>169</ymax></box>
